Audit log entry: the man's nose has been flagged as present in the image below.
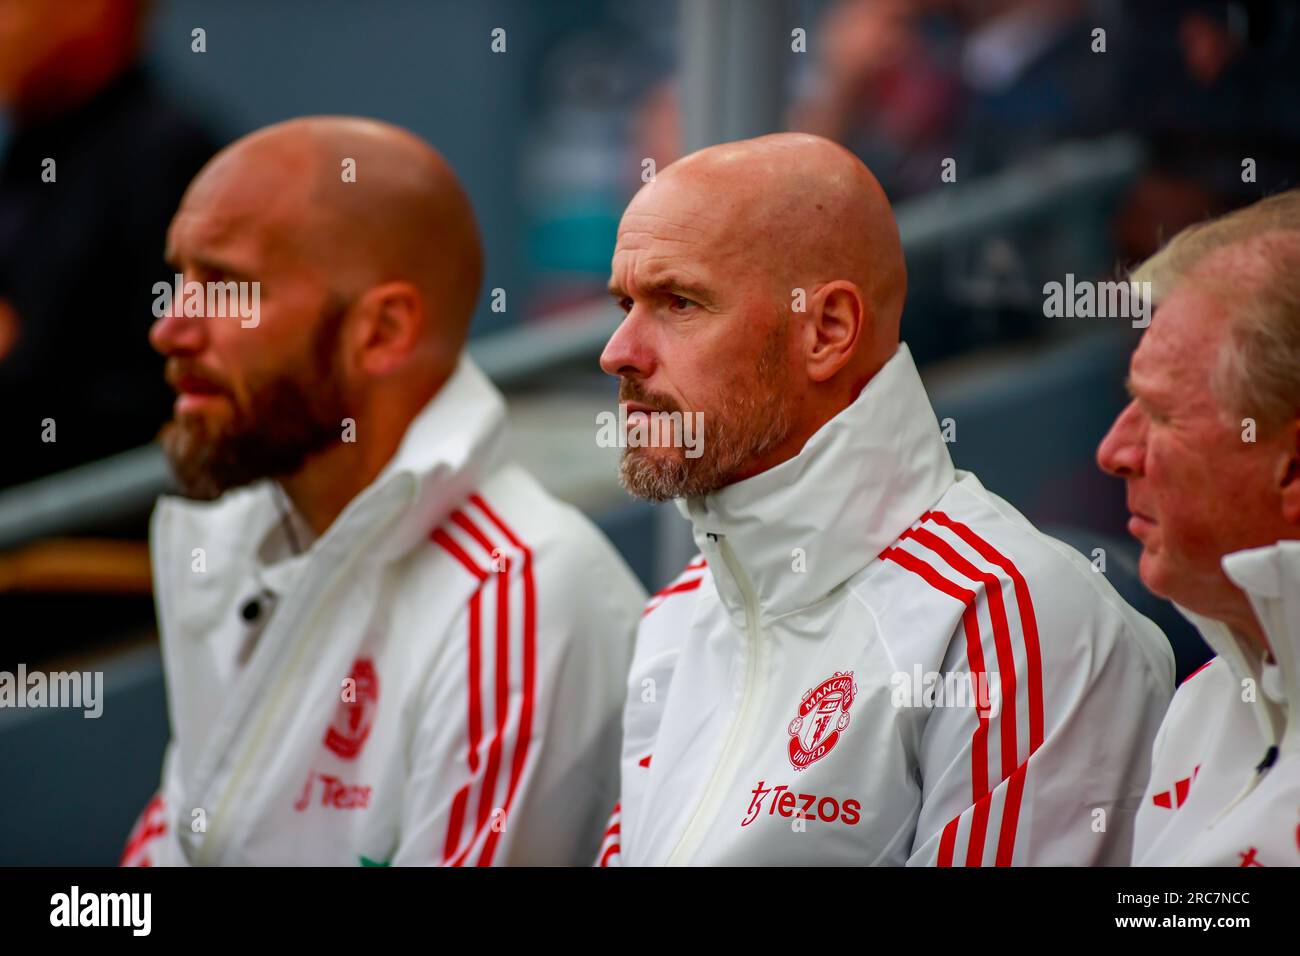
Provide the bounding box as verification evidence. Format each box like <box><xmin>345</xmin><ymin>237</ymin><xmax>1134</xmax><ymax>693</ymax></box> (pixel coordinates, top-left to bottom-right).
<box><xmin>599</xmin><ymin>311</ymin><xmax>652</xmax><ymax>380</ymax></box>
<box><xmin>148</xmin><ymin>305</ymin><xmax>207</xmax><ymax>357</ymax></box>
<box><xmin>1097</xmin><ymin>401</ymin><xmax>1145</xmax><ymax>478</ymax></box>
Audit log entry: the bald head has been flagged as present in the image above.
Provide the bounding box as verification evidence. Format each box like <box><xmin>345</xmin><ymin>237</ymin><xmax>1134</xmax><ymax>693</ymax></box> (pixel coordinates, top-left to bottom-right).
<box><xmin>602</xmin><ymin>133</ymin><xmax>908</xmax><ymax>499</ymax></box>
<box><xmin>631</xmin><ymin>132</ymin><xmax>906</xmax><ymax>370</ymax></box>
<box><xmin>153</xmin><ymin>116</ymin><xmax>484</xmax><ymax>521</ymax></box>
<box><xmin>176</xmin><ymin>115</ymin><xmax>482</xmax><ymax>364</ymax></box>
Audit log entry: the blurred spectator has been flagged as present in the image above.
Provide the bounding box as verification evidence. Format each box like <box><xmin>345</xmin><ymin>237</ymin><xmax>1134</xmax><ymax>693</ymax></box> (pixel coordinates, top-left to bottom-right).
<box><xmin>793</xmin><ymin>0</ymin><xmax>1122</xmax><ymax>199</ymax></box>
<box><xmin>1115</xmin><ymin>0</ymin><xmax>1300</xmax><ymax>263</ymax></box>
<box><xmin>0</xmin><ymin>0</ymin><xmax>218</xmax><ymax>488</ymax></box>
<box><xmin>953</xmin><ymin>0</ymin><xmax>1124</xmax><ymax>175</ymax></box>
<box><xmin>794</xmin><ymin>0</ymin><xmax>962</xmax><ymax>199</ymax></box>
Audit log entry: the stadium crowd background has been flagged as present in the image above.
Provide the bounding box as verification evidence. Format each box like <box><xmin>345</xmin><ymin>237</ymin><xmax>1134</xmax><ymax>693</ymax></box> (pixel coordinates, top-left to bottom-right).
<box><xmin>0</xmin><ymin>0</ymin><xmax>1296</xmax><ymax>863</ymax></box>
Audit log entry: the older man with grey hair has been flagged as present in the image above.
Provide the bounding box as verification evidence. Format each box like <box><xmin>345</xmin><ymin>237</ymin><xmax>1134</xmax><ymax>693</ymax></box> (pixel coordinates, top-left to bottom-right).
<box><xmin>1098</xmin><ymin>188</ymin><xmax>1300</xmax><ymax>866</ymax></box>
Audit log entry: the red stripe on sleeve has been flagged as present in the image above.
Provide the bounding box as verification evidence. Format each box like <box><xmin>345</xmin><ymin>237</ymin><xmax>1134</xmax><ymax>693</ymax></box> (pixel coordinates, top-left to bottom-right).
<box><xmin>642</xmin><ymin>577</ymin><xmax>702</xmax><ymax>617</ymax></box>
<box><xmin>442</xmin><ymin>785</ymin><xmax>471</xmax><ymax>862</ymax></box>
<box><xmin>1180</xmin><ymin>659</ymin><xmax>1215</xmax><ymax>686</ymax></box>
<box><xmin>469</xmin><ymin>493</ymin><xmax>538</xmax><ymax>867</ymax></box>
<box><xmin>881</xmin><ymin>545</ymin><xmax>992</xmax><ymax>866</ymax></box>
<box><xmin>471</xmin><ymin>537</ymin><xmax>510</xmax><ymax>837</ymax></box>
<box><xmin>467</xmin><ymin>591</ymin><xmax>483</xmax><ymax>774</ymax></box>
<box><xmin>452</xmin><ymin>509</ymin><xmax>498</xmax><ymax>563</ymax></box>
<box><xmin>120</xmin><ymin>794</ymin><xmax>166</xmax><ymax>867</ymax></box>
<box><xmin>905</xmin><ymin>526</ymin><xmax>1019</xmax><ymax>780</ymax></box>
<box><xmin>923</xmin><ymin>511</ymin><xmax>1046</xmax><ymax>866</ymax></box>
<box><xmin>925</xmin><ymin>511</ymin><xmax>1044</xmax><ymax>750</ymax></box>
<box><xmin>432</xmin><ymin>527</ymin><xmax>487</xmax><ymax>582</ymax></box>
<box><xmin>442</xmin><ymin>507</ymin><xmax>512</xmax><ymax>867</ymax></box>
<box><xmin>937</xmin><ymin>817</ymin><xmax>960</xmax><ymax>867</ymax></box>
<box><xmin>442</xmin><ymin>576</ymin><xmax>487</xmax><ymax>862</ymax></box>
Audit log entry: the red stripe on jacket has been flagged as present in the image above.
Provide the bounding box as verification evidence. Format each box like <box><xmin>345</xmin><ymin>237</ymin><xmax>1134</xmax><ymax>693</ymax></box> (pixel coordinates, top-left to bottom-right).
<box><xmin>881</xmin><ymin>544</ymin><xmax>993</xmax><ymax>866</ymax></box>
<box><xmin>468</xmin><ymin>492</ymin><xmax>538</xmax><ymax>867</ymax></box>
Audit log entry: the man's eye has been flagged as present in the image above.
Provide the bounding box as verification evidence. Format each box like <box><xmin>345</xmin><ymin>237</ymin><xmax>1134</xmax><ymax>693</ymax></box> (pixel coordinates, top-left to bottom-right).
<box><xmin>618</xmin><ymin>296</ymin><xmax>633</xmax><ymax>313</ymax></box>
<box><xmin>669</xmin><ymin>295</ymin><xmax>695</xmax><ymax>311</ymax></box>
<box><xmin>1139</xmin><ymin>403</ymin><xmax>1167</xmax><ymax>425</ymax></box>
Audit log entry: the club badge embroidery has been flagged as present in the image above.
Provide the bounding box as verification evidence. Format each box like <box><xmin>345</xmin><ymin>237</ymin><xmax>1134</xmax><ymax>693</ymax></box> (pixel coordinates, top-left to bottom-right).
<box><xmin>325</xmin><ymin>658</ymin><xmax>379</xmax><ymax>760</ymax></box>
<box><xmin>787</xmin><ymin>671</ymin><xmax>857</xmax><ymax>771</ymax></box>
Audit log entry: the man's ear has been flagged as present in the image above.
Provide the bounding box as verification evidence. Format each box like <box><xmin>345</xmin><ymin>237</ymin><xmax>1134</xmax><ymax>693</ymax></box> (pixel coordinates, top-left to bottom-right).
<box><xmin>350</xmin><ymin>281</ymin><xmax>423</xmax><ymax>377</ymax></box>
<box><xmin>1280</xmin><ymin>417</ymin><xmax>1300</xmax><ymax>525</ymax></box>
<box><xmin>805</xmin><ymin>281</ymin><xmax>866</xmax><ymax>384</ymax></box>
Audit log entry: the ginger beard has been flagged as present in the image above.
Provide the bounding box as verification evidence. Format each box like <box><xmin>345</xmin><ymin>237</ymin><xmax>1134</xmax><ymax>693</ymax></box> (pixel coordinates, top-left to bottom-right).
<box><xmin>159</xmin><ymin>298</ymin><xmax>351</xmax><ymax>500</ymax></box>
<box><xmin>618</xmin><ymin>323</ymin><xmax>795</xmax><ymax>501</ymax></box>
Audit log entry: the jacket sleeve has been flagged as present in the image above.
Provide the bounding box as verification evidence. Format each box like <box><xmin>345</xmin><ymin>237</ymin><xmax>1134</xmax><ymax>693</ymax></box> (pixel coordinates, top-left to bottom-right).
<box><xmin>906</xmin><ymin>571</ymin><xmax>1171</xmax><ymax>866</ymax></box>
<box><xmin>594</xmin><ymin>803</ymin><xmax>622</xmax><ymax>867</ymax></box>
<box><xmin>120</xmin><ymin>741</ymin><xmax>183</xmax><ymax>867</ymax></box>
<box><xmin>391</xmin><ymin>522</ymin><xmax>641</xmax><ymax>867</ymax></box>
<box><xmin>905</xmin><ymin>638</ymin><xmax>1035</xmax><ymax>867</ymax></box>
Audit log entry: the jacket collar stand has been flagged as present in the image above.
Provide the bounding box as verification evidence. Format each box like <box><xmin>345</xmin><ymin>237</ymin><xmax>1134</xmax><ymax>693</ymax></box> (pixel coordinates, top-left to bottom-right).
<box><xmin>1178</xmin><ymin>540</ymin><xmax>1300</xmax><ymax>748</ymax></box>
<box><xmin>677</xmin><ymin>344</ymin><xmax>956</xmax><ymax>624</ymax></box>
<box><xmin>160</xmin><ymin>355</ymin><xmax>508</xmax><ymax>575</ymax></box>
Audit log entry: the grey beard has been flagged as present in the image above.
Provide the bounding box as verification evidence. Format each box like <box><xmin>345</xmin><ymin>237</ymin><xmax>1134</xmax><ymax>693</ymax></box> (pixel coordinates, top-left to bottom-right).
<box><xmin>617</xmin><ymin>399</ymin><xmax>793</xmax><ymax>501</ymax></box>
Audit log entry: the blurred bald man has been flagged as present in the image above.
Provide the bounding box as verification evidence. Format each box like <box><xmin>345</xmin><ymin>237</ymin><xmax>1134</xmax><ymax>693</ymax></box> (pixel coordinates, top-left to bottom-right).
<box><xmin>1098</xmin><ymin>190</ymin><xmax>1300</xmax><ymax>866</ymax></box>
<box><xmin>595</xmin><ymin>133</ymin><xmax>1172</xmax><ymax>867</ymax></box>
<box><xmin>121</xmin><ymin>117</ymin><xmax>644</xmax><ymax>866</ymax></box>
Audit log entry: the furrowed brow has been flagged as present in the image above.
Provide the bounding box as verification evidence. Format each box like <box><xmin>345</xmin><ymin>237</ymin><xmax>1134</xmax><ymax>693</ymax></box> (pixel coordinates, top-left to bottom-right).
<box><xmin>642</xmin><ymin>275</ymin><xmax>713</xmax><ymax>304</ymax></box>
<box><xmin>608</xmin><ymin>275</ymin><xmax>711</xmax><ymax>303</ymax></box>
<box><xmin>189</xmin><ymin>255</ymin><xmax>252</xmax><ymax>280</ymax></box>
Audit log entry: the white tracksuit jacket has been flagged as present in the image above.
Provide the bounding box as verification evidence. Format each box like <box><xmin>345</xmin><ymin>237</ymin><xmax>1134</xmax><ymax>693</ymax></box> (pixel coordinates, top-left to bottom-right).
<box><xmin>598</xmin><ymin>344</ymin><xmax>1174</xmax><ymax>867</ymax></box>
<box><xmin>1133</xmin><ymin>541</ymin><xmax>1300</xmax><ymax>866</ymax></box>
<box><xmin>121</xmin><ymin>357</ymin><xmax>645</xmax><ymax>866</ymax></box>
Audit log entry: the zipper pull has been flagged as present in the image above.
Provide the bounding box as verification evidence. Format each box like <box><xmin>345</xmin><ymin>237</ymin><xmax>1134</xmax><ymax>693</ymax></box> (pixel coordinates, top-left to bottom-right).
<box><xmin>1255</xmin><ymin>745</ymin><xmax>1279</xmax><ymax>774</ymax></box>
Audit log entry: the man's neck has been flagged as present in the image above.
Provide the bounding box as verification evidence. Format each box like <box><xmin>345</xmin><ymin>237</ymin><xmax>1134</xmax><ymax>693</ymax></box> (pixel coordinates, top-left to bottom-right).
<box><xmin>278</xmin><ymin>431</ymin><xmax>405</xmax><ymax>539</ymax></box>
<box><xmin>276</xmin><ymin>378</ymin><xmax>448</xmax><ymax>538</ymax></box>
<box><xmin>1216</xmin><ymin>589</ymin><xmax>1275</xmax><ymax>663</ymax></box>
<box><xmin>1234</xmin><ymin>613</ymin><xmax>1275</xmax><ymax>664</ymax></box>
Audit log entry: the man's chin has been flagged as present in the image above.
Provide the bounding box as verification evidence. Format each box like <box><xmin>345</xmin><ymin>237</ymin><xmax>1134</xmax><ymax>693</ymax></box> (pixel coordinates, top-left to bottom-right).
<box><xmin>1135</xmin><ymin>547</ymin><xmax>1176</xmax><ymax>602</ymax></box>
<box><xmin>619</xmin><ymin>448</ymin><xmax>695</xmax><ymax>501</ymax></box>
<box><xmin>159</xmin><ymin>419</ymin><xmax>264</xmax><ymax>501</ymax></box>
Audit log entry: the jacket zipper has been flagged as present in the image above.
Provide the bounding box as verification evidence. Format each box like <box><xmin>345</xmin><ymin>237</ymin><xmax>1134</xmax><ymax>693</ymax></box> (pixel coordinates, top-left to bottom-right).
<box><xmin>1173</xmin><ymin>743</ymin><xmax>1280</xmax><ymax>865</ymax></box>
<box><xmin>193</xmin><ymin>582</ymin><xmax>337</xmax><ymax>865</ymax></box>
<box><xmin>193</xmin><ymin>515</ymin><xmax>395</xmax><ymax>865</ymax></box>
<box><xmin>666</xmin><ymin>534</ymin><xmax>764</xmax><ymax>865</ymax></box>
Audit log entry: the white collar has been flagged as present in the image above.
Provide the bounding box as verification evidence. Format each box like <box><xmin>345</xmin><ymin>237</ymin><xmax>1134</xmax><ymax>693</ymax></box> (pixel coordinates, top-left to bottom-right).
<box><xmin>339</xmin><ymin>355</ymin><xmax>509</xmax><ymax>563</ymax></box>
<box><xmin>158</xmin><ymin>355</ymin><xmax>509</xmax><ymax>569</ymax></box>
<box><xmin>1177</xmin><ymin>540</ymin><xmax>1300</xmax><ymax>746</ymax></box>
<box><xmin>677</xmin><ymin>343</ymin><xmax>955</xmax><ymax>622</ymax></box>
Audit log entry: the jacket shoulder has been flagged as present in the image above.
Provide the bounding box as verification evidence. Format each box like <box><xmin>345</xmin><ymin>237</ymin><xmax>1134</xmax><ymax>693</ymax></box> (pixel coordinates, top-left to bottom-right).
<box><xmin>866</xmin><ymin>476</ymin><xmax>1173</xmax><ymax>686</ymax></box>
<box><xmin>1162</xmin><ymin>656</ymin><xmax>1233</xmax><ymax>730</ymax></box>
<box><xmin>634</xmin><ymin>555</ymin><xmax>710</xmax><ymax>657</ymax></box>
<box><xmin>939</xmin><ymin>478</ymin><xmax>1167</xmax><ymax>644</ymax></box>
<box><xmin>479</xmin><ymin>465</ymin><xmax>644</xmax><ymax>591</ymax></box>
<box><xmin>642</xmin><ymin>554</ymin><xmax>709</xmax><ymax>617</ymax></box>
<box><xmin>420</xmin><ymin>463</ymin><xmax>647</xmax><ymax>625</ymax></box>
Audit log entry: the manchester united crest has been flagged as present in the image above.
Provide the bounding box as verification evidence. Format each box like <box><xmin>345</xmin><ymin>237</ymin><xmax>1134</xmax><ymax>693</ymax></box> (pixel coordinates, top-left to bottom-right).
<box><xmin>325</xmin><ymin>658</ymin><xmax>379</xmax><ymax>760</ymax></box>
<box><xmin>787</xmin><ymin>671</ymin><xmax>857</xmax><ymax>771</ymax></box>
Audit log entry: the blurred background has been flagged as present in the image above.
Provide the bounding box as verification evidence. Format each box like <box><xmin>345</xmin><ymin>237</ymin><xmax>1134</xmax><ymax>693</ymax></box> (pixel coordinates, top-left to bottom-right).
<box><xmin>0</xmin><ymin>0</ymin><xmax>1296</xmax><ymax>863</ymax></box>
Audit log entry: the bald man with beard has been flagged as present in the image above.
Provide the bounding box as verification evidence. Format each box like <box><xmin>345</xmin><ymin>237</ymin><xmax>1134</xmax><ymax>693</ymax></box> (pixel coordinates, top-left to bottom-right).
<box><xmin>595</xmin><ymin>134</ymin><xmax>1174</xmax><ymax>867</ymax></box>
<box><xmin>121</xmin><ymin>117</ymin><xmax>645</xmax><ymax>866</ymax></box>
